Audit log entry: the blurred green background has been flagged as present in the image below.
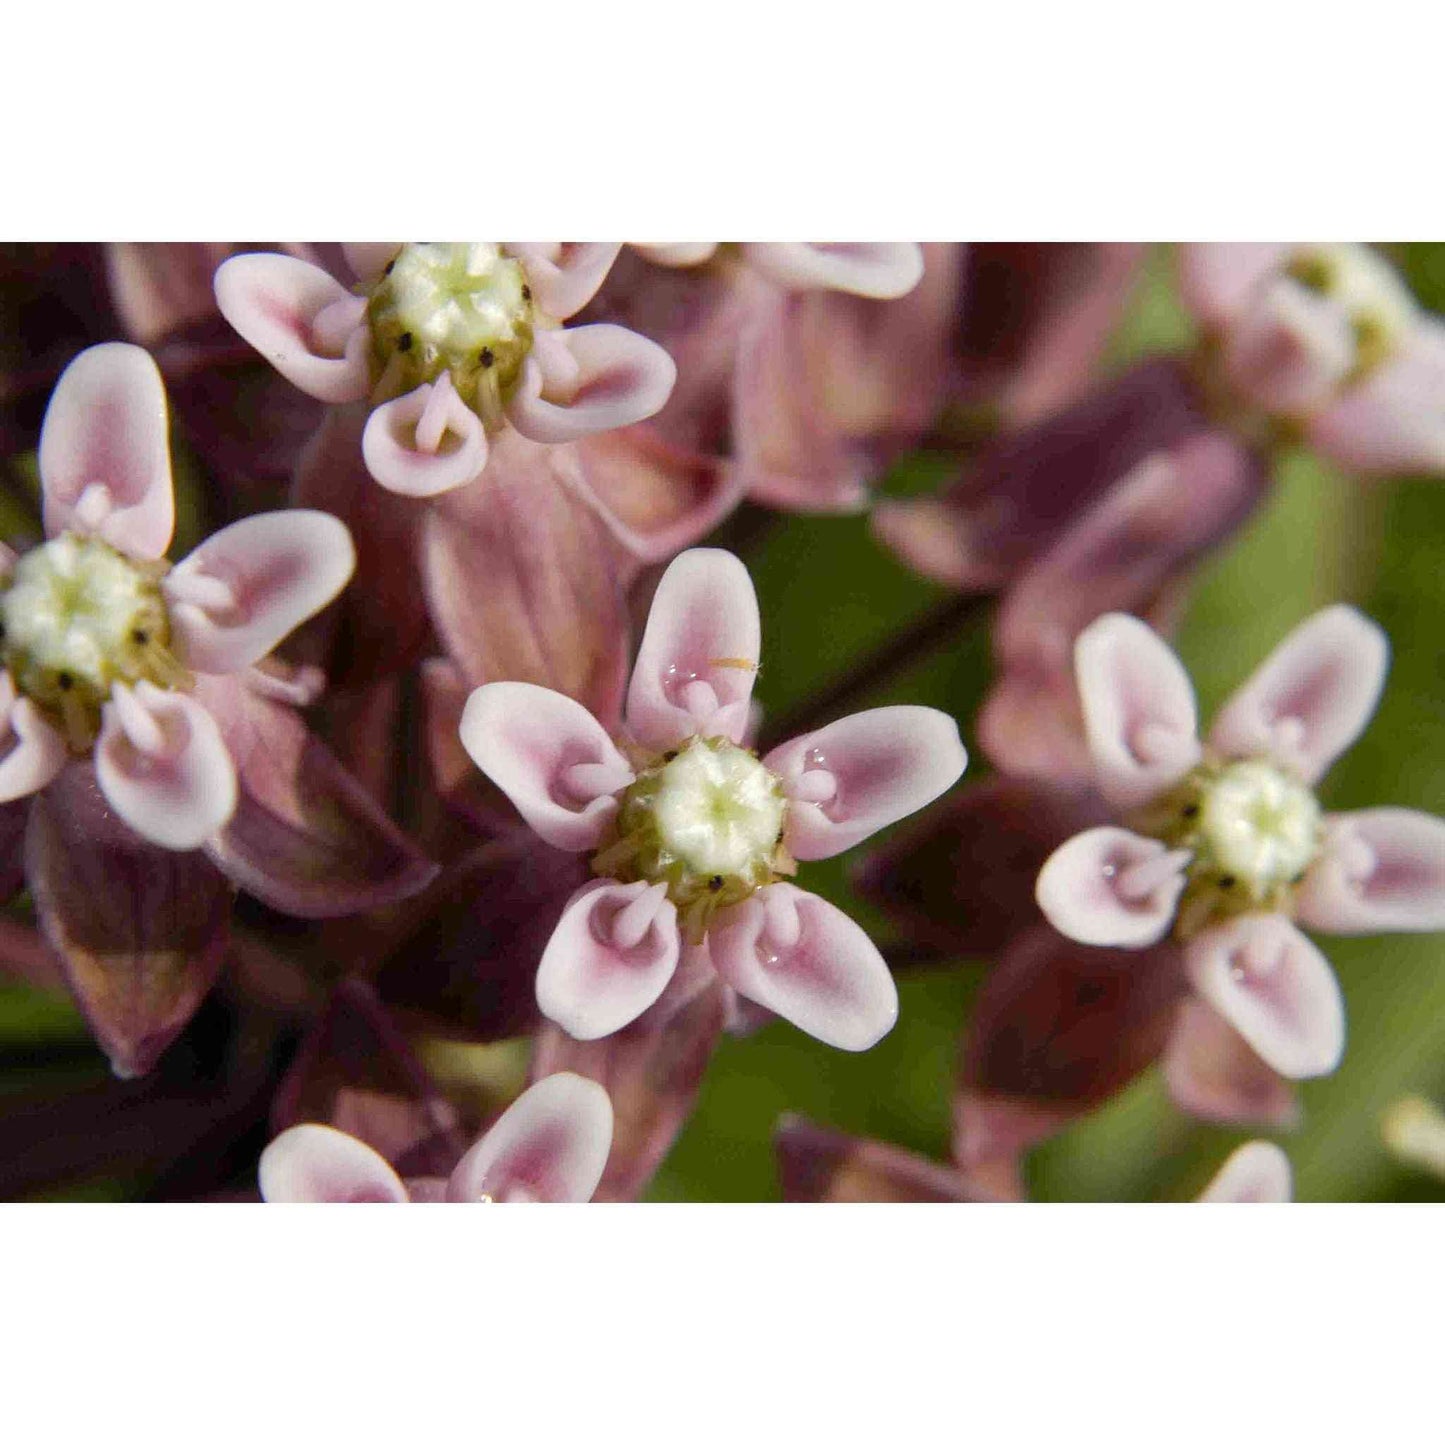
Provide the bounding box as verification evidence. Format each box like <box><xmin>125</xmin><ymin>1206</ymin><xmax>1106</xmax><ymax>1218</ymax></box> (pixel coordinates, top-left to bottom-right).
<box><xmin>6</xmin><ymin>244</ymin><xmax>1445</xmax><ymax>1201</ymax></box>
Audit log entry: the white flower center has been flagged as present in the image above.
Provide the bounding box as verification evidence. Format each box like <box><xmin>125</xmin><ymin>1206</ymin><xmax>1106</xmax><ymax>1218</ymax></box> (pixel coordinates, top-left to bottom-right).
<box><xmin>1198</xmin><ymin>759</ymin><xmax>1322</xmax><ymax>890</ymax></box>
<box><xmin>366</xmin><ymin>243</ymin><xmax>537</xmax><ymax>420</ymax></box>
<box><xmin>1287</xmin><ymin>244</ymin><xmax>1417</xmax><ymax>376</ymax></box>
<box><xmin>0</xmin><ymin>533</ymin><xmax>179</xmax><ymax>746</ymax></box>
<box><xmin>651</xmin><ymin>741</ymin><xmax>787</xmax><ymax>877</ymax></box>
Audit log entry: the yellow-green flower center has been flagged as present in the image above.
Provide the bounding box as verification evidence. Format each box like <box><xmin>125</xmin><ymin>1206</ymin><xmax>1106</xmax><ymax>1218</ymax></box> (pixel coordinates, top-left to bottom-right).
<box><xmin>365</xmin><ymin>243</ymin><xmax>537</xmax><ymax>426</ymax></box>
<box><xmin>1132</xmin><ymin>757</ymin><xmax>1323</xmax><ymax>938</ymax></box>
<box><xmin>1285</xmin><ymin>244</ymin><xmax>1416</xmax><ymax>380</ymax></box>
<box><xmin>0</xmin><ymin>533</ymin><xmax>185</xmax><ymax>748</ymax></box>
<box><xmin>591</xmin><ymin>736</ymin><xmax>793</xmax><ymax>942</ymax></box>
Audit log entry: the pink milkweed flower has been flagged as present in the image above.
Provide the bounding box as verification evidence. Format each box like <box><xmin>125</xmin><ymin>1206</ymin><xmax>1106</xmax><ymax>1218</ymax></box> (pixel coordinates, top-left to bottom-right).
<box><xmin>1</xmin><ymin>341</ymin><xmax>354</xmax><ymax>851</ymax></box>
<box><xmin>1179</xmin><ymin>243</ymin><xmax>1445</xmax><ymax>477</ymax></box>
<box><xmin>259</xmin><ymin>1071</ymin><xmax>614</xmax><ymax>1203</ymax></box>
<box><xmin>459</xmin><ymin>548</ymin><xmax>967</xmax><ymax>1050</ymax></box>
<box><xmin>213</xmin><ymin>243</ymin><xmax>677</xmax><ymax>498</ymax></box>
<box><xmin>631</xmin><ymin>242</ymin><xmax>926</xmax><ymax>300</ymax></box>
<box><xmin>1035</xmin><ymin>606</ymin><xmax>1445</xmax><ymax>1080</ymax></box>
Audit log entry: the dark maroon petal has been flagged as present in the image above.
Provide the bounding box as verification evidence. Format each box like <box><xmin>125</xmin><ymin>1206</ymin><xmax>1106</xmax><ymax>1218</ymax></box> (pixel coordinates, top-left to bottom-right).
<box><xmin>374</xmin><ymin>835</ymin><xmax>588</xmax><ymax>1041</ymax></box>
<box><xmin>731</xmin><ymin>246</ymin><xmax>964</xmax><ymax>512</ymax></box>
<box><xmin>949</xmin><ymin>243</ymin><xmax>1146</xmax><ymax>428</ymax></box>
<box><xmin>197</xmin><ymin>675</ymin><xmax>439</xmax><ymax>920</ymax></box>
<box><xmin>775</xmin><ymin>1115</ymin><xmax>994</xmax><ymax>1202</ymax></box>
<box><xmin>530</xmin><ymin>970</ymin><xmax>726</xmax><ymax>1201</ymax></box>
<box><xmin>957</xmin><ymin>923</ymin><xmax>1188</xmax><ymax>1168</ymax></box>
<box><xmin>271</xmin><ymin>979</ymin><xmax>465</xmax><ymax>1179</ymax></box>
<box><xmin>25</xmin><ymin>764</ymin><xmax>233</xmax><ymax>1078</ymax></box>
<box><xmin>0</xmin><ymin>798</ymin><xmax>30</xmax><ymax>906</ymax></box>
<box><xmin>421</xmin><ymin>429</ymin><xmax>634</xmax><ymax>729</ymax></box>
<box><xmin>288</xmin><ymin>403</ymin><xmax>433</xmax><ymax>687</ymax></box>
<box><xmin>876</xmin><ymin>356</ymin><xmax>1207</xmax><ymax>590</ymax></box>
<box><xmin>854</xmin><ymin>776</ymin><xmax>1111</xmax><ymax>958</ymax></box>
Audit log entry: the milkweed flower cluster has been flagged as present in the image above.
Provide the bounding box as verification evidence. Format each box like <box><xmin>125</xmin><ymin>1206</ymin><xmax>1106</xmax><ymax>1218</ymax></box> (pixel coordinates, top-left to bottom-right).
<box><xmin>1</xmin><ymin>240</ymin><xmax>1443</xmax><ymax>1205</ymax></box>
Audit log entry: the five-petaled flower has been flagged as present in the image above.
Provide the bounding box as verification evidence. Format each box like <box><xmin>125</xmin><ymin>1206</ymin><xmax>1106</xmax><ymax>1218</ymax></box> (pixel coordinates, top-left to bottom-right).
<box><xmin>459</xmin><ymin>548</ymin><xmax>967</xmax><ymax>1049</ymax></box>
<box><xmin>213</xmin><ymin>243</ymin><xmax>677</xmax><ymax>497</ymax></box>
<box><xmin>1180</xmin><ymin>243</ymin><xmax>1445</xmax><ymax>476</ymax></box>
<box><xmin>259</xmin><ymin>1072</ymin><xmax>613</xmax><ymax>1203</ymax></box>
<box><xmin>1036</xmin><ymin>606</ymin><xmax>1445</xmax><ymax>1079</ymax></box>
<box><xmin>0</xmin><ymin>342</ymin><xmax>355</xmax><ymax>850</ymax></box>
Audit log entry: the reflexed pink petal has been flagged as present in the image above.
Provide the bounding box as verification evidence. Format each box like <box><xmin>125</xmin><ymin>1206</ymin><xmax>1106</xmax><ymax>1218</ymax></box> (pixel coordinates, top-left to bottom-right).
<box><xmin>775</xmin><ymin>1116</ymin><xmax>988</xmax><ymax>1203</ymax></box>
<box><xmin>958</xmin><ymin>924</ymin><xmax>1189</xmax><ymax>1163</ymax></box>
<box><xmin>562</xmin><ymin>426</ymin><xmax>747</xmax><ymax>564</ymax></box>
<box><xmin>95</xmin><ymin>683</ymin><xmax>237</xmax><ymax>850</ymax></box>
<box><xmin>1074</xmin><ymin>612</ymin><xmax>1201</xmax><ymax>809</ymax></box>
<box><xmin>868</xmin><ymin>496</ymin><xmax>984</xmax><ymax>589</ymax></box>
<box><xmin>707</xmin><ymin>884</ymin><xmax>898</xmax><ymax>1051</ymax></box>
<box><xmin>197</xmin><ymin>674</ymin><xmax>439</xmax><ymax>918</ymax></box>
<box><xmin>361</xmin><ymin>378</ymin><xmax>490</xmax><ymax>496</ymax></box>
<box><xmin>1185</xmin><ymin>915</ymin><xmax>1345</xmax><ymax>1079</ymax></box>
<box><xmin>104</xmin><ymin>243</ymin><xmax>235</xmax><ymax>345</ymax></box>
<box><xmin>511</xmin><ymin>243</ymin><xmax>622</xmax><ymax>320</ymax></box>
<box><xmin>0</xmin><ymin>675</ymin><xmax>67</xmax><ymax>804</ymax></box>
<box><xmin>446</xmin><ymin>1071</ymin><xmax>613</xmax><ymax>1202</ymax></box>
<box><xmin>951</xmin><ymin>243</ymin><xmax>1146</xmax><ymax>427</ymax></box>
<box><xmin>742</xmin><ymin>243</ymin><xmax>925</xmax><ymax>299</ymax></box>
<box><xmin>1175</xmin><ymin>244</ymin><xmax>1291</xmax><ymax>326</ymax></box>
<box><xmin>530</xmin><ymin>974</ymin><xmax>725</xmax><ymax>1201</ymax></box>
<box><xmin>535</xmin><ymin>880</ymin><xmax>682</xmax><ymax>1041</ymax></box>
<box><xmin>624</xmin><ymin>547</ymin><xmax>760</xmax><ymax>749</ymax></box>
<box><xmin>258</xmin><ymin>1124</ymin><xmax>409</xmax><ymax>1203</ymax></box>
<box><xmin>165</xmin><ymin>510</ymin><xmax>356</xmax><ymax>676</ymax></box>
<box><xmin>1036</xmin><ymin>826</ymin><xmax>1190</xmax><ymax>948</ymax></box>
<box><xmin>1162</xmin><ymin>996</ymin><xmax>1299</xmax><ymax>1128</ymax></box>
<box><xmin>38</xmin><ymin>342</ymin><xmax>175</xmax><ymax>558</ymax></box>
<box><xmin>975</xmin><ymin>664</ymin><xmax>1096</xmax><ymax>784</ymax></box>
<box><xmin>1305</xmin><ymin>319</ymin><xmax>1445</xmax><ymax>477</ymax></box>
<box><xmin>1196</xmin><ymin>1140</ymin><xmax>1293</xmax><ymax>1203</ymax></box>
<box><xmin>213</xmin><ymin>253</ymin><xmax>369</xmax><ymax>404</ymax></box>
<box><xmin>1297</xmin><ymin>808</ymin><xmax>1445</xmax><ymax>934</ymax></box>
<box><xmin>1209</xmin><ymin>605</ymin><xmax>1388</xmax><ymax>783</ymax></box>
<box><xmin>421</xmin><ymin>429</ymin><xmax>634</xmax><ymax>727</ymax></box>
<box><xmin>765</xmin><ymin>706</ymin><xmax>967</xmax><ymax>860</ymax></box>
<box><xmin>25</xmin><ymin>764</ymin><xmax>232</xmax><ymax>1078</ymax></box>
<box><xmin>508</xmin><ymin>324</ymin><xmax>677</xmax><ymax>444</ymax></box>
<box><xmin>459</xmin><ymin>682</ymin><xmax>632</xmax><ymax>851</ymax></box>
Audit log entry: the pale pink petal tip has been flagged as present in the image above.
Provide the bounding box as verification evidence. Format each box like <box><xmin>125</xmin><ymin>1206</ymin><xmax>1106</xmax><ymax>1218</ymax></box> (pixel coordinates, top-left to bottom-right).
<box><xmin>447</xmin><ymin>1072</ymin><xmax>614</xmax><ymax>1203</ymax></box>
<box><xmin>1175</xmin><ymin>244</ymin><xmax>1293</xmax><ymax>326</ymax></box>
<box><xmin>743</xmin><ymin>243</ymin><xmax>926</xmax><ymax>299</ymax></box>
<box><xmin>361</xmin><ymin>378</ymin><xmax>490</xmax><ymax>497</ymax></box>
<box><xmin>259</xmin><ymin>1124</ymin><xmax>409</xmax><ymax>1203</ymax></box>
<box><xmin>1074</xmin><ymin>612</ymin><xmax>1201</xmax><ymax>809</ymax></box>
<box><xmin>708</xmin><ymin>884</ymin><xmax>899</xmax><ymax>1051</ymax></box>
<box><xmin>535</xmin><ymin>880</ymin><xmax>681</xmax><ymax>1041</ymax></box>
<box><xmin>0</xmin><ymin>679</ymin><xmax>67</xmax><ymax>803</ymax></box>
<box><xmin>624</xmin><ymin>547</ymin><xmax>761</xmax><ymax>750</ymax></box>
<box><xmin>510</xmin><ymin>243</ymin><xmax>622</xmax><ymax>320</ymax></box>
<box><xmin>38</xmin><ymin>342</ymin><xmax>175</xmax><ymax>560</ymax></box>
<box><xmin>1185</xmin><ymin>915</ymin><xmax>1345</xmax><ymax>1079</ymax></box>
<box><xmin>1036</xmin><ymin>826</ymin><xmax>1189</xmax><ymax>948</ymax></box>
<box><xmin>165</xmin><ymin>511</ymin><xmax>356</xmax><ymax>676</ymax></box>
<box><xmin>95</xmin><ymin>683</ymin><xmax>238</xmax><ymax>850</ymax></box>
<box><xmin>632</xmin><ymin>242</ymin><xmax>719</xmax><ymax>268</ymax></box>
<box><xmin>507</xmin><ymin>325</ymin><xmax>677</xmax><ymax>445</ymax></box>
<box><xmin>765</xmin><ymin>706</ymin><xmax>967</xmax><ymax>861</ymax></box>
<box><xmin>458</xmin><ymin>682</ymin><xmax>633</xmax><ymax>851</ymax></box>
<box><xmin>213</xmin><ymin>253</ymin><xmax>370</xmax><ymax>405</ymax></box>
<box><xmin>1209</xmin><ymin>605</ymin><xmax>1388</xmax><ymax>783</ymax></box>
<box><xmin>1197</xmin><ymin>1140</ymin><xmax>1293</xmax><ymax>1203</ymax></box>
<box><xmin>1298</xmin><ymin>808</ymin><xmax>1445</xmax><ymax>934</ymax></box>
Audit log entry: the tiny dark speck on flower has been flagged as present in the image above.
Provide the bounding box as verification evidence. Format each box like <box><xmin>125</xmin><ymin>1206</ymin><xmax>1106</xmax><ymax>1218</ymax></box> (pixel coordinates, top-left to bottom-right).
<box><xmin>480</xmin><ymin>347</ymin><xmax>495</xmax><ymax>368</ymax></box>
<box><xmin>398</xmin><ymin>331</ymin><xmax>414</xmax><ymax>353</ymax></box>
